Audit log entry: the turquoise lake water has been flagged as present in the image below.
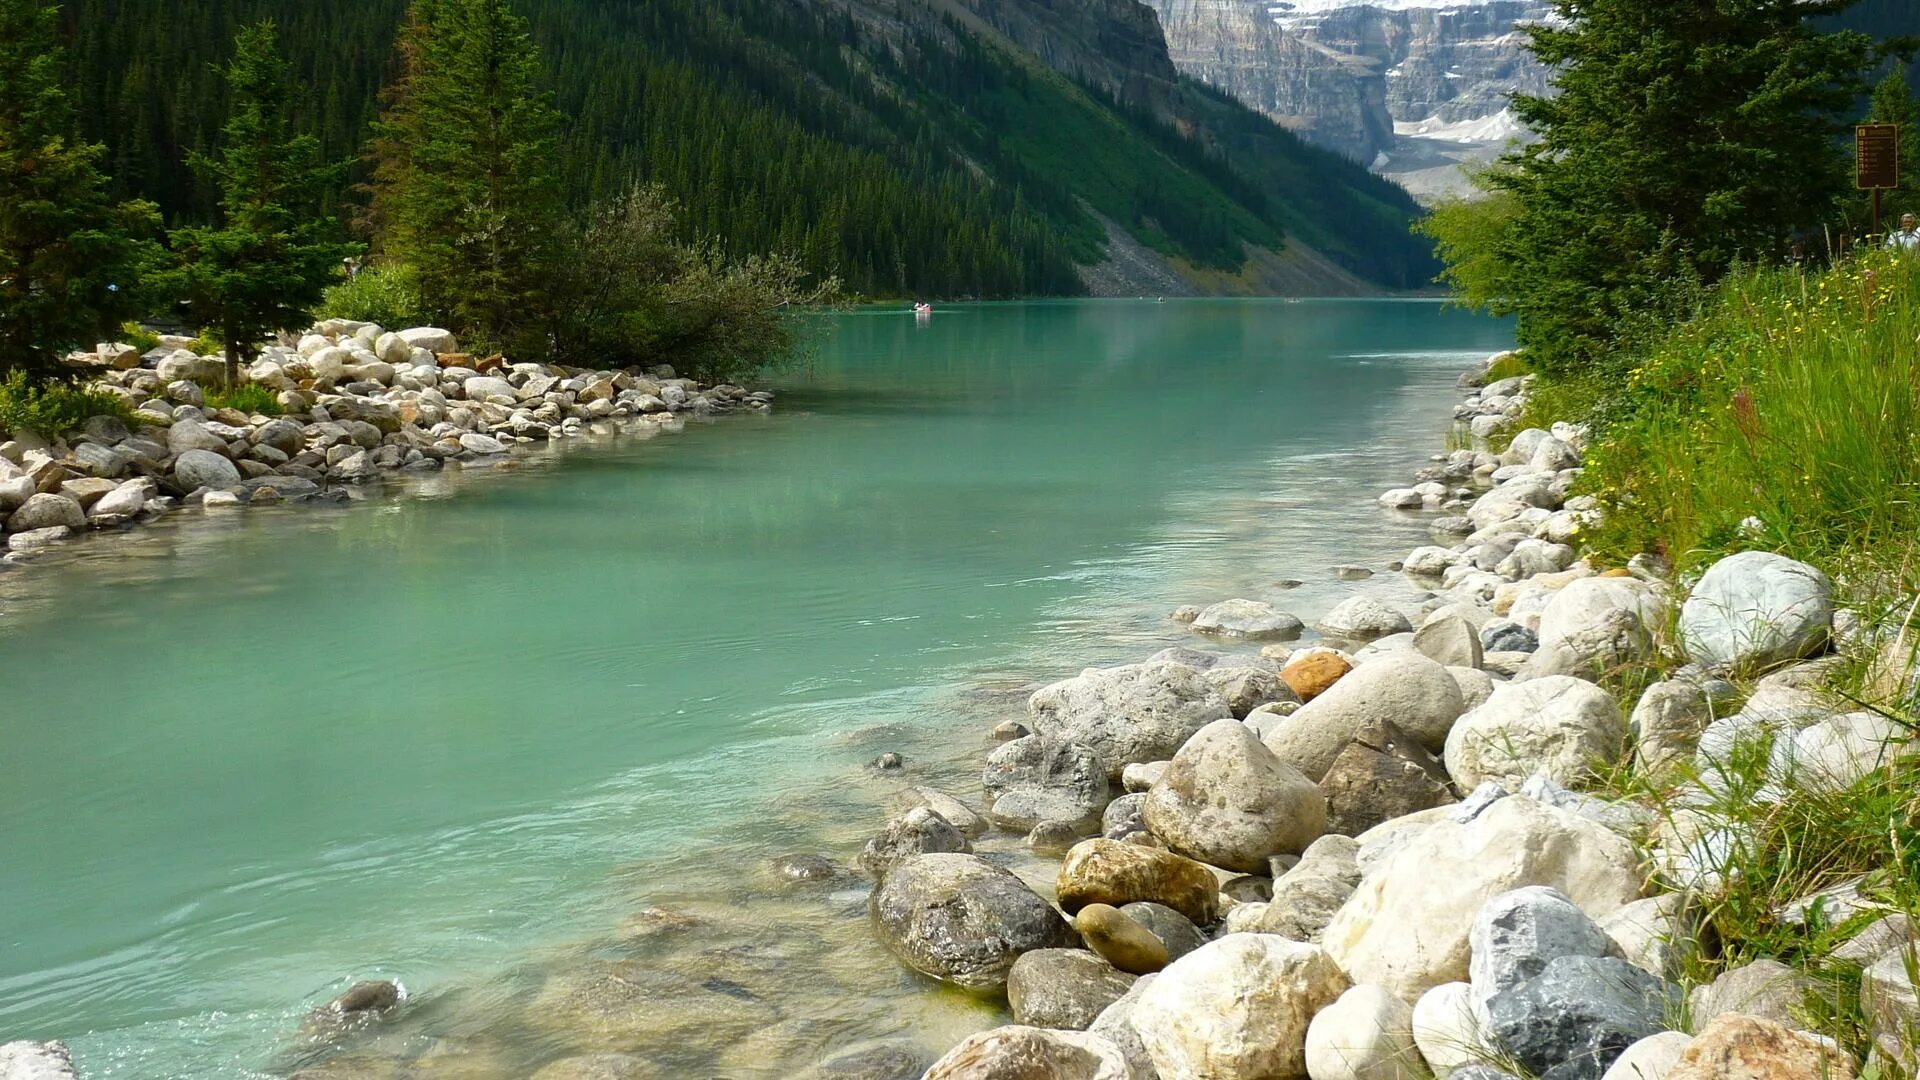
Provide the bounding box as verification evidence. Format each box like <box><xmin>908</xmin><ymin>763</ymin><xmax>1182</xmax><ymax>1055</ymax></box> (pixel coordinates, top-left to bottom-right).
<box><xmin>0</xmin><ymin>299</ymin><xmax>1512</xmax><ymax>1077</ymax></box>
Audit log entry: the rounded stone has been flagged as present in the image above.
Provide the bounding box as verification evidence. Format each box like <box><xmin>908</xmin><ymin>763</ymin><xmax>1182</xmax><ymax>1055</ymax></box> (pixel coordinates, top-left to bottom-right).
<box><xmin>1007</xmin><ymin>948</ymin><xmax>1137</xmax><ymax>1029</ymax></box>
<box><xmin>1679</xmin><ymin>551</ymin><xmax>1833</xmax><ymax>672</ymax></box>
<box><xmin>1443</xmin><ymin>676</ymin><xmax>1624</xmax><ymax>790</ymax></box>
<box><xmin>173</xmin><ymin>449</ymin><xmax>242</xmax><ymax>490</ymax></box>
<box><xmin>1305</xmin><ymin>984</ymin><xmax>1423</xmax><ymax>1080</ymax></box>
<box><xmin>1056</xmin><ymin>838</ymin><xmax>1220</xmax><ymax>925</ymax></box>
<box><xmin>6</xmin><ymin>493</ymin><xmax>84</xmax><ymax>532</ymax></box>
<box><xmin>868</xmin><ymin>853</ymin><xmax>1075</xmax><ymax>992</ymax></box>
<box><xmin>1074</xmin><ymin>903</ymin><xmax>1169</xmax><ymax>975</ymax></box>
<box><xmin>1144</xmin><ymin>718</ymin><xmax>1327</xmax><ymax>873</ymax></box>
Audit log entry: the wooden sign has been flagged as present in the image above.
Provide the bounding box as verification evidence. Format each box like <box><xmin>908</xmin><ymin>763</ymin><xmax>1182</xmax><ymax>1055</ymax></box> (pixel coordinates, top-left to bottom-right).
<box><xmin>1858</xmin><ymin>123</ymin><xmax>1900</xmax><ymax>190</ymax></box>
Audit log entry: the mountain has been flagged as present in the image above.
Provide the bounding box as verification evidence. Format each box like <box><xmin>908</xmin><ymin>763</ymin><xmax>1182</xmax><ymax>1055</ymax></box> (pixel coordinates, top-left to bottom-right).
<box><xmin>55</xmin><ymin>0</ymin><xmax>1441</xmax><ymax>298</ymax></box>
<box><xmin>1145</xmin><ymin>0</ymin><xmax>1916</xmax><ymax>205</ymax></box>
<box><xmin>1145</xmin><ymin>0</ymin><xmax>1552</xmax><ymax>202</ymax></box>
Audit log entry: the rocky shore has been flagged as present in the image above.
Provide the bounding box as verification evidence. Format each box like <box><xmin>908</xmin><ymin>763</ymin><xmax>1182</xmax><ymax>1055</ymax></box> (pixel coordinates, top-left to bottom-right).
<box><xmin>5</xmin><ymin>350</ymin><xmax>1916</xmax><ymax>1080</ymax></box>
<box><xmin>841</xmin><ymin>355</ymin><xmax>1919</xmax><ymax>1078</ymax></box>
<box><xmin>0</xmin><ymin>321</ymin><xmax>770</xmax><ymax>566</ymax></box>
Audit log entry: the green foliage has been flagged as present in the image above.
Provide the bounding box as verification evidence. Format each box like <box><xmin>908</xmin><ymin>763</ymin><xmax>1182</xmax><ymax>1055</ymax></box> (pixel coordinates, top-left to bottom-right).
<box><xmin>186</xmin><ymin>331</ymin><xmax>222</xmax><ymax>357</ymax></box>
<box><xmin>156</xmin><ymin>22</ymin><xmax>358</xmax><ymax>386</ymax></box>
<box><xmin>1444</xmin><ymin>0</ymin><xmax>1887</xmax><ymax>373</ymax></box>
<box><xmin>0</xmin><ymin>0</ymin><xmax>159</xmax><ymax>380</ymax></box>
<box><xmin>368</xmin><ymin>0</ymin><xmax>563</xmax><ymax>350</ymax></box>
<box><xmin>317</xmin><ymin>265</ymin><xmax>425</xmax><ymax>328</ymax></box>
<box><xmin>1641</xmin><ymin>711</ymin><xmax>1920</xmax><ymax>1061</ymax></box>
<box><xmin>118</xmin><ymin>321</ymin><xmax>160</xmax><ymax>351</ymax></box>
<box><xmin>204</xmin><ymin>382</ymin><xmax>281</xmax><ymax>415</ymax></box>
<box><xmin>1577</xmin><ymin>253</ymin><xmax>1920</xmax><ymax>583</ymax></box>
<box><xmin>1418</xmin><ymin>183</ymin><xmax>1522</xmax><ymax>313</ymax></box>
<box><xmin>0</xmin><ymin>368</ymin><xmax>134</xmax><ymax>435</ymax></box>
<box><xmin>1482</xmin><ymin>351</ymin><xmax>1533</xmax><ymax>383</ymax></box>
<box><xmin>543</xmin><ymin>183</ymin><xmax>839</xmax><ymax>383</ymax></box>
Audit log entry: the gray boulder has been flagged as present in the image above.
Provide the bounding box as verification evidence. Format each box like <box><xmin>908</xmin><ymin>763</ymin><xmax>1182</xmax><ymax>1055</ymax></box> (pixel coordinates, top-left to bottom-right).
<box><xmin>1202</xmin><ymin>662</ymin><xmax>1297</xmax><ymax>719</ymax></box>
<box><xmin>859</xmin><ymin>807</ymin><xmax>971</xmax><ymax>877</ymax></box>
<box><xmin>1120</xmin><ymin>903</ymin><xmax>1207</xmax><ymax>961</ymax></box>
<box><xmin>1630</xmin><ymin>676</ymin><xmax>1739</xmax><ymax>777</ymax></box>
<box><xmin>1318</xmin><ymin>596</ymin><xmax>1414</xmax><ymax>642</ymax></box>
<box><xmin>166</xmin><ymin>418</ymin><xmax>230</xmax><ymax>455</ymax></box>
<box><xmin>7</xmin><ymin>493</ymin><xmax>84</xmax><ymax>532</ymax></box>
<box><xmin>174</xmin><ymin>449</ymin><xmax>242</xmax><ymax>490</ymax></box>
<box><xmin>1102</xmin><ymin>793</ymin><xmax>1147</xmax><ymax>839</ymax></box>
<box><xmin>251</xmin><ymin>418</ymin><xmax>306</xmax><ymax>456</ymax></box>
<box><xmin>1530</xmin><ymin>578</ymin><xmax>1666</xmax><ymax>680</ymax></box>
<box><xmin>1486</xmin><ymin>956</ymin><xmax>1680</xmax><ymax>1080</ymax></box>
<box><xmin>1143</xmin><ymin>718</ymin><xmax>1326</xmax><ymax>873</ymax></box>
<box><xmin>1678</xmin><ymin>551</ymin><xmax>1832</xmax><ymax>672</ymax></box>
<box><xmin>1007</xmin><ymin>949</ymin><xmax>1136</xmax><ymax>1029</ymax></box>
<box><xmin>1687</xmin><ymin>958</ymin><xmax>1815</xmax><ymax>1030</ymax></box>
<box><xmin>1483</xmin><ymin>621</ymin><xmax>1540</xmax><ymax>654</ymax></box>
<box><xmin>1416</xmin><ymin>610</ymin><xmax>1485</xmax><ymax>669</ymax></box>
<box><xmin>1253</xmin><ymin>834</ymin><xmax>1361</xmax><ymax>942</ymax></box>
<box><xmin>1190</xmin><ymin>598</ymin><xmax>1304</xmax><ymax>640</ymax></box>
<box><xmin>868</xmin><ymin>853</ymin><xmax>1075</xmax><ymax>992</ymax></box>
<box><xmin>982</xmin><ymin>735</ymin><xmax>1109</xmax><ymax>833</ymax></box>
<box><xmin>1470</xmin><ymin>886</ymin><xmax>1621</xmax><ymax>1007</ymax></box>
<box><xmin>1028</xmin><ymin>662</ymin><xmax>1231</xmax><ymax>778</ymax></box>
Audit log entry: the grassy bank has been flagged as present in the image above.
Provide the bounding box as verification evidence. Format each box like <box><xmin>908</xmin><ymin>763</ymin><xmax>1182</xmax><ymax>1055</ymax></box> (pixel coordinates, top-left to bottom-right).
<box><xmin>1521</xmin><ymin>251</ymin><xmax>1920</xmax><ymax>1067</ymax></box>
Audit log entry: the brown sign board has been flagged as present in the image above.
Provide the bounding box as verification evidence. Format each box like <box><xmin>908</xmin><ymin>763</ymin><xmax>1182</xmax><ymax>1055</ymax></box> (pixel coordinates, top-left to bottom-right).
<box><xmin>1858</xmin><ymin>123</ymin><xmax>1900</xmax><ymax>191</ymax></box>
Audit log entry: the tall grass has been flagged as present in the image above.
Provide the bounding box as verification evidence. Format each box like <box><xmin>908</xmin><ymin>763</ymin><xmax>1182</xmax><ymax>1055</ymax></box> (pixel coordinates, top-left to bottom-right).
<box><xmin>1580</xmin><ymin>252</ymin><xmax>1920</xmax><ymax>581</ymax></box>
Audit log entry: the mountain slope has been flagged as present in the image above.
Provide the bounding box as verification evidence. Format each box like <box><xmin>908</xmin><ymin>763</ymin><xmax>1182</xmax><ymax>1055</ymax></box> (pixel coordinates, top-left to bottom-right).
<box><xmin>56</xmin><ymin>0</ymin><xmax>1439</xmax><ymax>296</ymax></box>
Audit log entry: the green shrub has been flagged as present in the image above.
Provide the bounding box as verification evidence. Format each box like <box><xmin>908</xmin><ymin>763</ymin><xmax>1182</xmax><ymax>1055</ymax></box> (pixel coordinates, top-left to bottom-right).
<box><xmin>1482</xmin><ymin>351</ymin><xmax>1532</xmax><ymax>383</ymax></box>
<box><xmin>0</xmin><ymin>370</ymin><xmax>136</xmax><ymax>436</ymax></box>
<box><xmin>317</xmin><ymin>266</ymin><xmax>426</xmax><ymax>329</ymax></box>
<box><xmin>119</xmin><ymin>322</ymin><xmax>161</xmax><ymax>352</ymax></box>
<box><xmin>187</xmin><ymin>331</ymin><xmax>224</xmax><ymax>357</ymax></box>
<box><xmin>205</xmin><ymin>383</ymin><xmax>282</xmax><ymax>416</ymax></box>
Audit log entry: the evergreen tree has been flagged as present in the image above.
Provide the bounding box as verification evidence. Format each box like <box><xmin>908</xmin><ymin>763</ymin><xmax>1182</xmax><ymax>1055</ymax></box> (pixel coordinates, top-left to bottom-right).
<box><xmin>367</xmin><ymin>0</ymin><xmax>563</xmax><ymax>351</ymax></box>
<box><xmin>161</xmin><ymin>22</ymin><xmax>356</xmax><ymax>387</ymax></box>
<box><xmin>1449</xmin><ymin>0</ymin><xmax>1884</xmax><ymax>370</ymax></box>
<box><xmin>0</xmin><ymin>0</ymin><xmax>157</xmax><ymax>380</ymax></box>
<box><xmin>1862</xmin><ymin>68</ymin><xmax>1920</xmax><ymax>227</ymax></box>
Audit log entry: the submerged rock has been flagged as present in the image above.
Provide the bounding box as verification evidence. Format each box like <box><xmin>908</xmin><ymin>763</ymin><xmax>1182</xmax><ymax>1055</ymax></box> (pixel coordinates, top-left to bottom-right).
<box><xmin>869</xmin><ymin>853</ymin><xmax>1075</xmax><ymax>992</ymax></box>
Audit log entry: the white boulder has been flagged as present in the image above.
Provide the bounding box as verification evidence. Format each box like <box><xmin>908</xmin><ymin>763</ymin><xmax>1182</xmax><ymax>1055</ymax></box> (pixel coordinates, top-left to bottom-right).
<box><xmin>1321</xmin><ymin>796</ymin><xmax>1642</xmax><ymax>1000</ymax></box>
<box><xmin>1131</xmin><ymin>935</ymin><xmax>1350</xmax><ymax>1080</ymax></box>
<box><xmin>1678</xmin><ymin>551</ymin><xmax>1832</xmax><ymax>672</ymax></box>
<box><xmin>1443</xmin><ymin>676</ymin><xmax>1623</xmax><ymax>790</ymax></box>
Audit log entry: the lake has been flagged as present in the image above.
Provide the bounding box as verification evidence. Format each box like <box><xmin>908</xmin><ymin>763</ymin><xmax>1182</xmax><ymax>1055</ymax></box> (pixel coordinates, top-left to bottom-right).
<box><xmin>0</xmin><ymin>299</ymin><xmax>1511</xmax><ymax>1077</ymax></box>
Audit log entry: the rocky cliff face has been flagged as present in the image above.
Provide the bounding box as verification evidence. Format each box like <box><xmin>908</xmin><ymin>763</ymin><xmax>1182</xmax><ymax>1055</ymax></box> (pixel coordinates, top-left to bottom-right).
<box><xmin>1145</xmin><ymin>0</ymin><xmax>1553</xmax><ymax>200</ymax></box>
<box><xmin>955</xmin><ymin>0</ymin><xmax>1182</xmax><ymax>111</ymax></box>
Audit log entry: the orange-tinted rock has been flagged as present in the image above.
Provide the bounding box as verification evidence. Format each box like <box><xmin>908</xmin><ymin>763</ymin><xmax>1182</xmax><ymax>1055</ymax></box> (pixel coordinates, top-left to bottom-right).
<box><xmin>1667</xmin><ymin>1014</ymin><xmax>1855</xmax><ymax>1080</ymax></box>
<box><xmin>1282</xmin><ymin>652</ymin><xmax>1352</xmax><ymax>702</ymax></box>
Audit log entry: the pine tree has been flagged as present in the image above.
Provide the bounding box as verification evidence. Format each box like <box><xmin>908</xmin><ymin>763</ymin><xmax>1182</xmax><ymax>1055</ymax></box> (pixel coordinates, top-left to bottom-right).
<box><xmin>1862</xmin><ymin>68</ymin><xmax>1920</xmax><ymax>227</ymax></box>
<box><xmin>367</xmin><ymin>0</ymin><xmax>563</xmax><ymax>351</ymax></box>
<box><xmin>0</xmin><ymin>0</ymin><xmax>157</xmax><ymax>380</ymax></box>
<box><xmin>161</xmin><ymin>22</ymin><xmax>358</xmax><ymax>387</ymax></box>
<box><xmin>1469</xmin><ymin>0</ymin><xmax>1885</xmax><ymax>370</ymax></box>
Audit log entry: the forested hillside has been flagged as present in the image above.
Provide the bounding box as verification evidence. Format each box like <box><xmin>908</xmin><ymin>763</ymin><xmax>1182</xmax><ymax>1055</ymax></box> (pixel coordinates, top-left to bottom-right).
<box><xmin>54</xmin><ymin>0</ymin><xmax>1438</xmax><ymax>297</ymax></box>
